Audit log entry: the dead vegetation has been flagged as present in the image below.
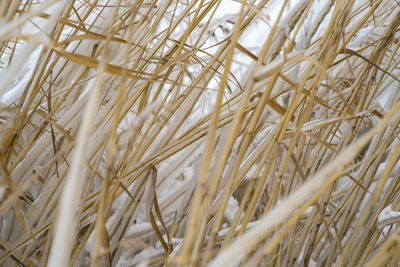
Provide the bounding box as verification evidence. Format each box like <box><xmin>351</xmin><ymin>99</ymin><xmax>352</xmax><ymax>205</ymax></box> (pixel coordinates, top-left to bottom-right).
<box><xmin>0</xmin><ymin>0</ymin><xmax>400</xmax><ymax>266</ymax></box>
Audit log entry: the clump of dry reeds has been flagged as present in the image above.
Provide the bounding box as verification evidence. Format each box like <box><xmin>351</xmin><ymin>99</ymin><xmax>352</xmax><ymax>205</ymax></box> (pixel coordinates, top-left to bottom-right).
<box><xmin>1</xmin><ymin>0</ymin><xmax>400</xmax><ymax>266</ymax></box>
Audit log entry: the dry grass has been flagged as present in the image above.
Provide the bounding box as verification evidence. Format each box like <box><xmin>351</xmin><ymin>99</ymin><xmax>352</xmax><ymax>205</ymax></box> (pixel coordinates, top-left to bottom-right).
<box><xmin>1</xmin><ymin>0</ymin><xmax>400</xmax><ymax>266</ymax></box>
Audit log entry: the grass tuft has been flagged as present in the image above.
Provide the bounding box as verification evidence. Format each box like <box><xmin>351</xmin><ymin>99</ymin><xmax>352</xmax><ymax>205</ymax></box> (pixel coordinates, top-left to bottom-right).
<box><xmin>1</xmin><ymin>0</ymin><xmax>400</xmax><ymax>266</ymax></box>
